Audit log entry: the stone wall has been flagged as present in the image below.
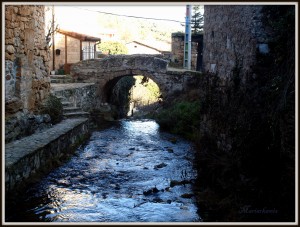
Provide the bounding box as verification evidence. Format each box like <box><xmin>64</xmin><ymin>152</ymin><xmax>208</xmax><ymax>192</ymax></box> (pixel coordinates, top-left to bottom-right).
<box><xmin>5</xmin><ymin>112</ymin><xmax>52</xmax><ymax>143</ymax></box>
<box><xmin>51</xmin><ymin>83</ymin><xmax>98</xmax><ymax>112</ymax></box>
<box><xmin>196</xmin><ymin>6</ymin><xmax>295</xmax><ymax>221</ymax></box>
<box><xmin>5</xmin><ymin>118</ymin><xmax>89</xmax><ymax>193</ymax></box>
<box><xmin>67</xmin><ymin>36</ymin><xmax>81</xmax><ymax>63</ymax></box>
<box><xmin>50</xmin><ymin>32</ymin><xmax>66</xmax><ymax>70</ymax></box>
<box><xmin>50</xmin><ymin>33</ymin><xmax>81</xmax><ymax>71</ymax></box>
<box><xmin>203</xmin><ymin>5</ymin><xmax>270</xmax><ymax>82</ymax></box>
<box><xmin>5</xmin><ymin>5</ymin><xmax>50</xmax><ymax>114</ymax></box>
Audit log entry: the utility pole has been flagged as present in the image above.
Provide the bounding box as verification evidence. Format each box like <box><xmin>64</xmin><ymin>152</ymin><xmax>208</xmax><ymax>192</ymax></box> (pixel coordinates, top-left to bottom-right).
<box><xmin>183</xmin><ymin>5</ymin><xmax>192</xmax><ymax>70</ymax></box>
<box><xmin>52</xmin><ymin>5</ymin><xmax>55</xmax><ymax>71</ymax></box>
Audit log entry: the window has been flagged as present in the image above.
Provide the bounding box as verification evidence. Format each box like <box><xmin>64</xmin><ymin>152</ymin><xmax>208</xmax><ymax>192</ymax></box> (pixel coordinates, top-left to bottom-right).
<box><xmin>82</xmin><ymin>42</ymin><xmax>95</xmax><ymax>60</ymax></box>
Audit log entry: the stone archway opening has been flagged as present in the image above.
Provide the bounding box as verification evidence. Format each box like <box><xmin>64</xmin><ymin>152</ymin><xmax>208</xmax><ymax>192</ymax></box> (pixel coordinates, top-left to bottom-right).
<box><xmin>103</xmin><ymin>74</ymin><xmax>162</xmax><ymax>119</ymax></box>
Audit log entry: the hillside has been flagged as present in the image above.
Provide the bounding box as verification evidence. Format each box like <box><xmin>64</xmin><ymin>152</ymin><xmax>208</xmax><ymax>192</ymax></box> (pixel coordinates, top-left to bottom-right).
<box><xmin>94</xmin><ymin>11</ymin><xmax>184</xmax><ymax>45</ymax></box>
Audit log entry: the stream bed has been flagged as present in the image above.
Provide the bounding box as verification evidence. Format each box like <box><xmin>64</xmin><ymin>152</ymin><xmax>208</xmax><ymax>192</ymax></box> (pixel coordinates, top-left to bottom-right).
<box><xmin>6</xmin><ymin>119</ymin><xmax>201</xmax><ymax>222</ymax></box>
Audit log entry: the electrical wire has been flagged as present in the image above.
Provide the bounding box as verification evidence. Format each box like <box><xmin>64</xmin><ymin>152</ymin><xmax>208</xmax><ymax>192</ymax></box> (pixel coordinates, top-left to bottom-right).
<box><xmin>72</xmin><ymin>6</ymin><xmax>186</xmax><ymax>24</ymax></box>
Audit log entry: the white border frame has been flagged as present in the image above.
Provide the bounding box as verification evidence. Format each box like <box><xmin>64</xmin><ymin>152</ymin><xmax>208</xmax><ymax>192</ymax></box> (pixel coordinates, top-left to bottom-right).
<box><xmin>2</xmin><ymin>1</ymin><xmax>298</xmax><ymax>226</ymax></box>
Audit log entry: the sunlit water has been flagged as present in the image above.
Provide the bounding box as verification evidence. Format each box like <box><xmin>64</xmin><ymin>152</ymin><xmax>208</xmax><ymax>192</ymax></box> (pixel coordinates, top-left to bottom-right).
<box><xmin>6</xmin><ymin>119</ymin><xmax>201</xmax><ymax>222</ymax></box>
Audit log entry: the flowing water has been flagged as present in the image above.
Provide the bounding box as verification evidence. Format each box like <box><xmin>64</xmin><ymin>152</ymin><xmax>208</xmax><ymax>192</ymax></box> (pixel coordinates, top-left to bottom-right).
<box><xmin>6</xmin><ymin>119</ymin><xmax>201</xmax><ymax>222</ymax></box>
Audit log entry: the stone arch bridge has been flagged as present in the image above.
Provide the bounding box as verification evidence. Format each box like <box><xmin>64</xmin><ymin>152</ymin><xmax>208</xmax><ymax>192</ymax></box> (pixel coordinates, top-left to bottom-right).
<box><xmin>70</xmin><ymin>54</ymin><xmax>201</xmax><ymax>109</ymax></box>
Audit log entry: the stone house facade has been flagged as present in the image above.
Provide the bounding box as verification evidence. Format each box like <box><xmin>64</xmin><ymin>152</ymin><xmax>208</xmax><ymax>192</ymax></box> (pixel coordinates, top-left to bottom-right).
<box><xmin>203</xmin><ymin>5</ymin><xmax>270</xmax><ymax>82</ymax></box>
<box><xmin>5</xmin><ymin>5</ymin><xmax>53</xmax><ymax>142</ymax></box>
<box><xmin>5</xmin><ymin>5</ymin><xmax>50</xmax><ymax>114</ymax></box>
<box><xmin>50</xmin><ymin>29</ymin><xmax>101</xmax><ymax>74</ymax></box>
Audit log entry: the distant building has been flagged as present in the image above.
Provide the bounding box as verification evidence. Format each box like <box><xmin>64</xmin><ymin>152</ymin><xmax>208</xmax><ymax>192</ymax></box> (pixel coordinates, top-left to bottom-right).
<box><xmin>171</xmin><ymin>32</ymin><xmax>203</xmax><ymax>71</ymax></box>
<box><xmin>96</xmin><ymin>28</ymin><xmax>118</xmax><ymax>42</ymax></box>
<box><xmin>50</xmin><ymin>29</ymin><xmax>101</xmax><ymax>74</ymax></box>
<box><xmin>126</xmin><ymin>41</ymin><xmax>164</xmax><ymax>55</ymax></box>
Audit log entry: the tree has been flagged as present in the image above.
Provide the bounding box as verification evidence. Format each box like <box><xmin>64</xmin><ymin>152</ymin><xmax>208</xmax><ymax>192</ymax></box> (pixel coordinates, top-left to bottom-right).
<box><xmin>191</xmin><ymin>5</ymin><xmax>204</xmax><ymax>34</ymax></box>
<box><xmin>45</xmin><ymin>6</ymin><xmax>59</xmax><ymax>48</ymax></box>
<box><xmin>98</xmin><ymin>41</ymin><xmax>128</xmax><ymax>55</ymax></box>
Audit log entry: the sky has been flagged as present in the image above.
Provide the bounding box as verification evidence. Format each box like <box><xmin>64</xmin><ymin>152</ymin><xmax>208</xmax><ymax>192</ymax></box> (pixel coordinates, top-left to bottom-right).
<box><xmin>54</xmin><ymin>4</ymin><xmax>187</xmax><ymax>22</ymax></box>
<box><xmin>47</xmin><ymin>4</ymin><xmax>190</xmax><ymax>36</ymax></box>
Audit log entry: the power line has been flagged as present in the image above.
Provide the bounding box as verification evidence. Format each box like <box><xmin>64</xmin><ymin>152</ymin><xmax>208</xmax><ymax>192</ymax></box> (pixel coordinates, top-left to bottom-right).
<box><xmin>72</xmin><ymin>6</ymin><xmax>186</xmax><ymax>24</ymax></box>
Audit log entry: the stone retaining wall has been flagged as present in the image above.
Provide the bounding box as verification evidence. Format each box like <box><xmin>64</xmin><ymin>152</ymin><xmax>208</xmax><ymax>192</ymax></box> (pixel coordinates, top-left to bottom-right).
<box><xmin>5</xmin><ymin>118</ymin><xmax>89</xmax><ymax>193</ymax></box>
<box><xmin>5</xmin><ymin>112</ymin><xmax>52</xmax><ymax>143</ymax></box>
<box><xmin>51</xmin><ymin>83</ymin><xmax>98</xmax><ymax>111</ymax></box>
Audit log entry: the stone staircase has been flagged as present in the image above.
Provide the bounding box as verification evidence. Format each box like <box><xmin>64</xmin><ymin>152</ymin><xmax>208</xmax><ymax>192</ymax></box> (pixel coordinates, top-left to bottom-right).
<box><xmin>59</xmin><ymin>97</ymin><xmax>89</xmax><ymax>119</ymax></box>
<box><xmin>50</xmin><ymin>75</ymin><xmax>90</xmax><ymax>119</ymax></box>
<box><xmin>50</xmin><ymin>75</ymin><xmax>74</xmax><ymax>84</ymax></box>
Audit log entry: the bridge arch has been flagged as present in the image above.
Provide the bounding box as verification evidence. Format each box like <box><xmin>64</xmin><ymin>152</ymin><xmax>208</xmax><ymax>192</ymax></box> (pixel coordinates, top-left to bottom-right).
<box><xmin>71</xmin><ymin>55</ymin><xmax>169</xmax><ymax>103</ymax></box>
<box><xmin>70</xmin><ymin>54</ymin><xmax>201</xmax><ymax>115</ymax></box>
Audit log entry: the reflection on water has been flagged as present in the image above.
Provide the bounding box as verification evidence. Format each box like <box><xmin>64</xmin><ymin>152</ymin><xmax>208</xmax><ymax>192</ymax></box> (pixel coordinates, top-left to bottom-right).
<box><xmin>6</xmin><ymin>119</ymin><xmax>201</xmax><ymax>222</ymax></box>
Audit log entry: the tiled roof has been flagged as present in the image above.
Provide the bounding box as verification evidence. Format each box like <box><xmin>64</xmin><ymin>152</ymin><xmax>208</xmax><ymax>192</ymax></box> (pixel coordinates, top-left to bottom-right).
<box><xmin>57</xmin><ymin>29</ymin><xmax>101</xmax><ymax>42</ymax></box>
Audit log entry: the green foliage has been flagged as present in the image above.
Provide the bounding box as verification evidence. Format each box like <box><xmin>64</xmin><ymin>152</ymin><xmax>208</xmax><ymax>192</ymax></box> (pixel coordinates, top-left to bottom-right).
<box><xmin>155</xmin><ymin>101</ymin><xmax>200</xmax><ymax>140</ymax></box>
<box><xmin>191</xmin><ymin>5</ymin><xmax>204</xmax><ymax>34</ymax></box>
<box><xmin>98</xmin><ymin>41</ymin><xmax>128</xmax><ymax>55</ymax></box>
<box><xmin>40</xmin><ymin>94</ymin><xmax>63</xmax><ymax>124</ymax></box>
<box><xmin>95</xmin><ymin>12</ymin><xmax>181</xmax><ymax>44</ymax></box>
<box><xmin>135</xmin><ymin>76</ymin><xmax>161</xmax><ymax>104</ymax></box>
<box><xmin>57</xmin><ymin>69</ymin><xmax>65</xmax><ymax>75</ymax></box>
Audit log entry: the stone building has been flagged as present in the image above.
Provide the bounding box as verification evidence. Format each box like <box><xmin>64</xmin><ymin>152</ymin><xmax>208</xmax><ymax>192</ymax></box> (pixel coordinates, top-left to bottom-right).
<box><xmin>50</xmin><ymin>29</ymin><xmax>101</xmax><ymax>74</ymax></box>
<box><xmin>5</xmin><ymin>5</ymin><xmax>52</xmax><ymax>142</ymax></box>
<box><xmin>203</xmin><ymin>5</ymin><xmax>270</xmax><ymax>81</ymax></box>
<box><xmin>5</xmin><ymin>5</ymin><xmax>50</xmax><ymax>114</ymax></box>
<box><xmin>171</xmin><ymin>32</ymin><xmax>203</xmax><ymax>71</ymax></box>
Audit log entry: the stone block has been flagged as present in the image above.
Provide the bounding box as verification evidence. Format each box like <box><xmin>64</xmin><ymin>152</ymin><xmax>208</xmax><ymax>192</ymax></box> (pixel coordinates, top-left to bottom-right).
<box><xmin>5</xmin><ymin>52</ymin><xmax>15</xmax><ymax>61</ymax></box>
<box><xmin>19</xmin><ymin>7</ymin><xmax>31</xmax><ymax>16</ymax></box>
<box><xmin>5</xmin><ymin>38</ymin><xmax>14</xmax><ymax>45</ymax></box>
<box><xmin>14</xmin><ymin>28</ymin><xmax>21</xmax><ymax>37</ymax></box>
<box><xmin>5</xmin><ymin>97</ymin><xmax>23</xmax><ymax>114</ymax></box>
<box><xmin>6</xmin><ymin>29</ymin><xmax>14</xmax><ymax>39</ymax></box>
<box><xmin>6</xmin><ymin>45</ymin><xmax>15</xmax><ymax>54</ymax></box>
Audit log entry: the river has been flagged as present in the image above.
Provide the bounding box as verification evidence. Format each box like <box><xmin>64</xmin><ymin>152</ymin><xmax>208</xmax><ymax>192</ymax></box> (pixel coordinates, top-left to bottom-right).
<box><xmin>6</xmin><ymin>119</ymin><xmax>201</xmax><ymax>222</ymax></box>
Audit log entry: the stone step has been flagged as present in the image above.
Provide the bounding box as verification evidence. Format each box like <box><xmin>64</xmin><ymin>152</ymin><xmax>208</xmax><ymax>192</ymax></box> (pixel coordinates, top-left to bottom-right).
<box><xmin>55</xmin><ymin>96</ymin><xmax>67</xmax><ymax>102</ymax></box>
<box><xmin>50</xmin><ymin>78</ymin><xmax>74</xmax><ymax>84</ymax></box>
<box><xmin>50</xmin><ymin>75</ymin><xmax>69</xmax><ymax>79</ymax></box>
<box><xmin>64</xmin><ymin>112</ymin><xmax>90</xmax><ymax>118</ymax></box>
<box><xmin>50</xmin><ymin>75</ymin><xmax>74</xmax><ymax>84</ymax></box>
<box><xmin>63</xmin><ymin>107</ymin><xmax>82</xmax><ymax>113</ymax></box>
<box><xmin>61</xmin><ymin>101</ymin><xmax>73</xmax><ymax>107</ymax></box>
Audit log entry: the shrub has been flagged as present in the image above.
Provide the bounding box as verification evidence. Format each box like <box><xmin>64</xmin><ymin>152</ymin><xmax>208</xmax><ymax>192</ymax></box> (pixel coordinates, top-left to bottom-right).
<box><xmin>155</xmin><ymin>100</ymin><xmax>200</xmax><ymax>140</ymax></box>
<box><xmin>98</xmin><ymin>41</ymin><xmax>128</xmax><ymax>55</ymax></box>
<box><xmin>40</xmin><ymin>94</ymin><xmax>63</xmax><ymax>124</ymax></box>
<box><xmin>57</xmin><ymin>68</ymin><xmax>65</xmax><ymax>75</ymax></box>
